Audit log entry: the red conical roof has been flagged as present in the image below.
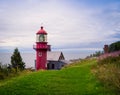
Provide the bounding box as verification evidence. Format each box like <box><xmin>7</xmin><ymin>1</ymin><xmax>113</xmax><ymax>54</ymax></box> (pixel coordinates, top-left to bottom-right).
<box><xmin>36</xmin><ymin>26</ymin><xmax>47</xmax><ymax>34</ymax></box>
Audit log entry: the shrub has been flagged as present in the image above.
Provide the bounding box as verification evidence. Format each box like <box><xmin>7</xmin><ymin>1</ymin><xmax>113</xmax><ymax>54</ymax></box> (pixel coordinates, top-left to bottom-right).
<box><xmin>92</xmin><ymin>56</ymin><xmax>120</xmax><ymax>92</ymax></box>
<box><xmin>0</xmin><ymin>72</ymin><xmax>4</xmax><ymax>79</ymax></box>
<box><xmin>0</xmin><ymin>63</ymin><xmax>9</xmax><ymax>79</ymax></box>
<box><xmin>98</xmin><ymin>56</ymin><xmax>120</xmax><ymax>65</ymax></box>
<box><xmin>0</xmin><ymin>62</ymin><xmax>21</xmax><ymax>80</ymax></box>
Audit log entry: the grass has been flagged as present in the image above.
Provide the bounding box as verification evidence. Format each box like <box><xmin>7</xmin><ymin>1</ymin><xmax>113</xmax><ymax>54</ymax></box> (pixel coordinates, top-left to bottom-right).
<box><xmin>0</xmin><ymin>59</ymin><xmax>116</xmax><ymax>95</ymax></box>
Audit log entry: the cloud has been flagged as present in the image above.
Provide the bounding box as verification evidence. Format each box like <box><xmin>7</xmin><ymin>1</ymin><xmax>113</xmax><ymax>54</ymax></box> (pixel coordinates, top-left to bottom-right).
<box><xmin>0</xmin><ymin>0</ymin><xmax>120</xmax><ymax>53</ymax></box>
<box><xmin>0</xmin><ymin>40</ymin><xmax>6</xmax><ymax>43</ymax></box>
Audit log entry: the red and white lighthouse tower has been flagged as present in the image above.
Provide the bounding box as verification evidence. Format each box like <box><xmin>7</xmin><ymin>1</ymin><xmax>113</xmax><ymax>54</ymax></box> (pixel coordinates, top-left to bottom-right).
<box><xmin>34</xmin><ymin>26</ymin><xmax>48</xmax><ymax>70</ymax></box>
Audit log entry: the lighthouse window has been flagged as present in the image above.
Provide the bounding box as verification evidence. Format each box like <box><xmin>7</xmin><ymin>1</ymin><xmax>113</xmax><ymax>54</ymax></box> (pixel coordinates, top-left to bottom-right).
<box><xmin>36</xmin><ymin>35</ymin><xmax>39</xmax><ymax>42</ymax></box>
<box><xmin>39</xmin><ymin>34</ymin><xmax>45</xmax><ymax>42</ymax></box>
<box><xmin>36</xmin><ymin>34</ymin><xmax>47</xmax><ymax>42</ymax></box>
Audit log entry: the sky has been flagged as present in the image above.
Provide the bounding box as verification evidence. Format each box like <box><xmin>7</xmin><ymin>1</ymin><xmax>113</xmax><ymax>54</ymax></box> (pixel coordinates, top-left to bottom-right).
<box><xmin>0</xmin><ymin>0</ymin><xmax>120</xmax><ymax>56</ymax></box>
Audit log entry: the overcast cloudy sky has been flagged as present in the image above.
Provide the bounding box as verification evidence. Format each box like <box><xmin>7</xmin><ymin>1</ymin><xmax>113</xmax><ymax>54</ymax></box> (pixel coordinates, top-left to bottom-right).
<box><xmin>0</xmin><ymin>0</ymin><xmax>120</xmax><ymax>54</ymax></box>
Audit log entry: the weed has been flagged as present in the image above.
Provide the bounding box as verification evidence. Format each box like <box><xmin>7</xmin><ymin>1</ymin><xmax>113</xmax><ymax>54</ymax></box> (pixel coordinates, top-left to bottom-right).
<box><xmin>92</xmin><ymin>56</ymin><xmax>120</xmax><ymax>93</ymax></box>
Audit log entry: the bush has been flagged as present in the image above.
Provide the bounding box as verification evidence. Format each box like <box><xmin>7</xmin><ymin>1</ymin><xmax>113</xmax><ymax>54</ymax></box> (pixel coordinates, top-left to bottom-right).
<box><xmin>0</xmin><ymin>72</ymin><xmax>4</xmax><ymax>79</ymax></box>
<box><xmin>98</xmin><ymin>56</ymin><xmax>120</xmax><ymax>65</ymax></box>
<box><xmin>0</xmin><ymin>62</ymin><xmax>21</xmax><ymax>80</ymax></box>
<box><xmin>0</xmin><ymin>63</ymin><xmax>9</xmax><ymax>79</ymax></box>
<box><xmin>92</xmin><ymin>56</ymin><xmax>120</xmax><ymax>92</ymax></box>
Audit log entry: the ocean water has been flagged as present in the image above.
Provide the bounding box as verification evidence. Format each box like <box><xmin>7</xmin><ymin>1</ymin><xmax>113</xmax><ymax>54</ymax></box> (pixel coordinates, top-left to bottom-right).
<box><xmin>0</xmin><ymin>53</ymin><xmax>36</xmax><ymax>68</ymax></box>
<box><xmin>0</xmin><ymin>52</ymin><xmax>90</xmax><ymax>68</ymax></box>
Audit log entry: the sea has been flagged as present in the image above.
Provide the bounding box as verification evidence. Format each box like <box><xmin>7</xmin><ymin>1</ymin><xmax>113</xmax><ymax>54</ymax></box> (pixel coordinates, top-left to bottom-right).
<box><xmin>0</xmin><ymin>52</ymin><xmax>91</xmax><ymax>68</ymax></box>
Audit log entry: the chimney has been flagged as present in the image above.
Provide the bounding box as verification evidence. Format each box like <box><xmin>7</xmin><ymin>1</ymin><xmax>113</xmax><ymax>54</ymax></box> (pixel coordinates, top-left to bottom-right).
<box><xmin>103</xmin><ymin>45</ymin><xmax>109</xmax><ymax>53</ymax></box>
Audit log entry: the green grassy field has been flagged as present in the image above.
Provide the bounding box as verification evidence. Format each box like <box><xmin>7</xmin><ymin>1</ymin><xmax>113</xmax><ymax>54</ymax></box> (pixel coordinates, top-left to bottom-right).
<box><xmin>0</xmin><ymin>59</ymin><xmax>115</xmax><ymax>95</ymax></box>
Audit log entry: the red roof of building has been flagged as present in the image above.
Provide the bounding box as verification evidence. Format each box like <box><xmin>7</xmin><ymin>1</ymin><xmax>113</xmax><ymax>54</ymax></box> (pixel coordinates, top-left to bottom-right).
<box><xmin>36</xmin><ymin>26</ymin><xmax>47</xmax><ymax>34</ymax></box>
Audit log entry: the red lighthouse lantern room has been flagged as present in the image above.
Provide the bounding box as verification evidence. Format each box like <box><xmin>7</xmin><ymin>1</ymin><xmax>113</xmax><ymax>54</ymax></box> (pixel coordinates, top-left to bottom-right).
<box><xmin>34</xmin><ymin>26</ymin><xmax>48</xmax><ymax>70</ymax></box>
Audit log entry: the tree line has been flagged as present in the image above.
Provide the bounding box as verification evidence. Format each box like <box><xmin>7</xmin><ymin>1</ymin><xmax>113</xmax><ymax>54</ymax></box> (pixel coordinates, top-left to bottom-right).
<box><xmin>108</xmin><ymin>41</ymin><xmax>120</xmax><ymax>52</ymax></box>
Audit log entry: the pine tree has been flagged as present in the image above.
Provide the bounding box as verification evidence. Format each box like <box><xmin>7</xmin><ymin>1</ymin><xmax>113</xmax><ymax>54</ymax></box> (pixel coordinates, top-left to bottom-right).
<box><xmin>11</xmin><ymin>48</ymin><xmax>25</xmax><ymax>71</ymax></box>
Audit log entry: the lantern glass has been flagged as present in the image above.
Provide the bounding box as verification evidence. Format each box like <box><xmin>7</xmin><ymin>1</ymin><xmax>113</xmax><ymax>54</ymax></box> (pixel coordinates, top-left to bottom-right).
<box><xmin>36</xmin><ymin>34</ymin><xmax>47</xmax><ymax>42</ymax></box>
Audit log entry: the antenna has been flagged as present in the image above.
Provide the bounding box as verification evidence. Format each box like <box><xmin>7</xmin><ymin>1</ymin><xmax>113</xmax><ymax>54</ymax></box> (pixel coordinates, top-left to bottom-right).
<box><xmin>41</xmin><ymin>23</ymin><xmax>43</xmax><ymax>27</ymax></box>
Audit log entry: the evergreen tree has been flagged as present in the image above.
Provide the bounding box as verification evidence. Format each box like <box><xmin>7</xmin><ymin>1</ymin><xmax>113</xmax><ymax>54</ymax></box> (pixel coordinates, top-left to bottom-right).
<box><xmin>11</xmin><ymin>48</ymin><xmax>25</xmax><ymax>71</ymax></box>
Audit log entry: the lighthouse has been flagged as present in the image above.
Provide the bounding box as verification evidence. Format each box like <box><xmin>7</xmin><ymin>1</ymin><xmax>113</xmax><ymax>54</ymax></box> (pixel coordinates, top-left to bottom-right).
<box><xmin>34</xmin><ymin>26</ymin><xmax>48</xmax><ymax>70</ymax></box>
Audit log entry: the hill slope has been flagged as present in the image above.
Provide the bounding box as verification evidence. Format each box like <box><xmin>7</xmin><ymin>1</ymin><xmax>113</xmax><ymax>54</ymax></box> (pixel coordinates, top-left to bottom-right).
<box><xmin>0</xmin><ymin>59</ymin><xmax>115</xmax><ymax>95</ymax></box>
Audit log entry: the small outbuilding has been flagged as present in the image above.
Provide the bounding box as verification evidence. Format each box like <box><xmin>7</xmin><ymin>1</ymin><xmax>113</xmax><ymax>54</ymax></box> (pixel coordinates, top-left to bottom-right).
<box><xmin>47</xmin><ymin>51</ymin><xmax>66</xmax><ymax>70</ymax></box>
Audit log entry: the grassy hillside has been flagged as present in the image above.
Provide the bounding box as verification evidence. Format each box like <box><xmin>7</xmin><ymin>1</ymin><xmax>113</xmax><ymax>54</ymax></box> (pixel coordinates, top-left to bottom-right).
<box><xmin>93</xmin><ymin>56</ymin><xmax>120</xmax><ymax>93</ymax></box>
<box><xmin>0</xmin><ymin>59</ymin><xmax>115</xmax><ymax>95</ymax></box>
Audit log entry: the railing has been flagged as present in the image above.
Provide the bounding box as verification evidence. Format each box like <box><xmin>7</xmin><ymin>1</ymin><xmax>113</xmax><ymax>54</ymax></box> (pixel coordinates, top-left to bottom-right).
<box><xmin>33</xmin><ymin>45</ymin><xmax>48</xmax><ymax>50</ymax></box>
